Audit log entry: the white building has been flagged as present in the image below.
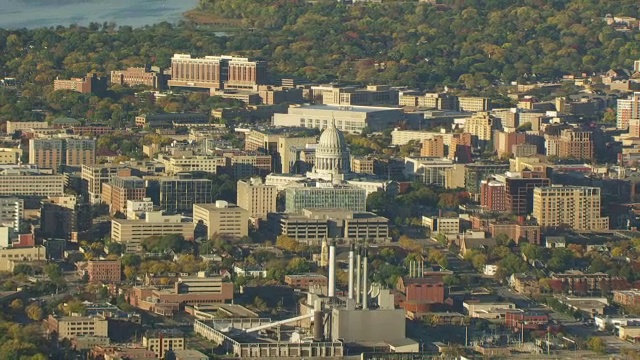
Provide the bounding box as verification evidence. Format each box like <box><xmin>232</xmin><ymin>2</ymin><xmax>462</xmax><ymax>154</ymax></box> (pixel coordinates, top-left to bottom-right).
<box><xmin>126</xmin><ymin>198</ymin><xmax>154</xmax><ymax>220</ymax></box>
<box><xmin>273</xmin><ymin>104</ymin><xmax>413</xmax><ymax>134</ymax></box>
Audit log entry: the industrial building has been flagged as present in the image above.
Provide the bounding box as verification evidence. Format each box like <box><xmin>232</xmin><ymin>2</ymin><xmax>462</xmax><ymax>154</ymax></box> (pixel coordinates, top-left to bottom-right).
<box><xmin>194</xmin><ymin>244</ymin><xmax>418</xmax><ymax>357</ymax></box>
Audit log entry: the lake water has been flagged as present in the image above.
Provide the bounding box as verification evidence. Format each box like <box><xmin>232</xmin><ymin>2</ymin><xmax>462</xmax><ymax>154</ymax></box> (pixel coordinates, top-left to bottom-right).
<box><xmin>0</xmin><ymin>0</ymin><xmax>200</xmax><ymax>29</ymax></box>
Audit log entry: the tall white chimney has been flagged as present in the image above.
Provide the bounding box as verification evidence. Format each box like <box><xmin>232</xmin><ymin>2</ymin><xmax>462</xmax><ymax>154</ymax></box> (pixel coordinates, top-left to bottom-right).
<box><xmin>362</xmin><ymin>248</ymin><xmax>368</xmax><ymax>310</ymax></box>
<box><xmin>355</xmin><ymin>247</ymin><xmax>361</xmax><ymax>305</ymax></box>
<box><xmin>328</xmin><ymin>241</ymin><xmax>336</xmax><ymax>297</ymax></box>
<box><xmin>348</xmin><ymin>244</ymin><xmax>354</xmax><ymax>299</ymax></box>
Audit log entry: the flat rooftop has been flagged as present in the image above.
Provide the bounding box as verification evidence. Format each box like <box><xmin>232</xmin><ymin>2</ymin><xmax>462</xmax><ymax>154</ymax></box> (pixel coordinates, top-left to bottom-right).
<box><xmin>293</xmin><ymin>104</ymin><xmax>401</xmax><ymax>113</ymax></box>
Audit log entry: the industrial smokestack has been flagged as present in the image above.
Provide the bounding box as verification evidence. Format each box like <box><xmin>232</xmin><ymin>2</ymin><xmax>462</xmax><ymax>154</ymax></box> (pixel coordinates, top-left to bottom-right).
<box><xmin>328</xmin><ymin>241</ymin><xmax>336</xmax><ymax>297</ymax></box>
<box><xmin>313</xmin><ymin>299</ymin><xmax>323</xmax><ymax>342</ymax></box>
<box><xmin>348</xmin><ymin>244</ymin><xmax>354</xmax><ymax>300</ymax></box>
<box><xmin>362</xmin><ymin>248</ymin><xmax>368</xmax><ymax>310</ymax></box>
<box><xmin>355</xmin><ymin>247</ymin><xmax>361</xmax><ymax>305</ymax></box>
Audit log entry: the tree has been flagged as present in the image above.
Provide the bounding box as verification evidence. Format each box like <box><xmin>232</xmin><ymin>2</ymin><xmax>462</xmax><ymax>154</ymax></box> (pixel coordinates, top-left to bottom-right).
<box><xmin>398</xmin><ymin>235</ymin><xmax>422</xmax><ymax>253</ymax></box>
<box><xmin>13</xmin><ymin>263</ymin><xmax>34</xmax><ymax>276</ymax></box>
<box><xmin>44</xmin><ymin>263</ymin><xmax>63</xmax><ymax>283</ymax></box>
<box><xmin>276</xmin><ymin>235</ymin><xmax>302</xmax><ymax>253</ymax></box>
<box><xmin>9</xmin><ymin>299</ymin><xmax>23</xmax><ymax>313</ymax></box>
<box><xmin>142</xmin><ymin>234</ymin><xmax>190</xmax><ymax>253</ymax></box>
<box><xmin>497</xmin><ymin>254</ymin><xmax>529</xmax><ymax>278</ymax></box>
<box><xmin>26</xmin><ymin>303</ymin><xmax>43</xmax><ymax>321</ymax></box>
<box><xmin>521</xmin><ymin>243</ymin><xmax>543</xmax><ymax>261</ymax></box>
<box><xmin>586</xmin><ymin>337</ymin><xmax>606</xmax><ymax>354</ymax></box>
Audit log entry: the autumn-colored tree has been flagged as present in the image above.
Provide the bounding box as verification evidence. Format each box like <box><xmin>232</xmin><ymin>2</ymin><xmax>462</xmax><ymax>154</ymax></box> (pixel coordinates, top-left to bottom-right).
<box><xmin>398</xmin><ymin>235</ymin><xmax>422</xmax><ymax>254</ymax></box>
<box><xmin>9</xmin><ymin>299</ymin><xmax>23</xmax><ymax>313</ymax></box>
<box><xmin>25</xmin><ymin>303</ymin><xmax>43</xmax><ymax>321</ymax></box>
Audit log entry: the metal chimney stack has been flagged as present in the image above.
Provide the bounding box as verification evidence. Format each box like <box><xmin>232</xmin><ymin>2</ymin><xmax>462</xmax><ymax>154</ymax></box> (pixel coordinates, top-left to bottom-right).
<box><xmin>348</xmin><ymin>244</ymin><xmax>355</xmax><ymax>300</ymax></box>
<box><xmin>355</xmin><ymin>247</ymin><xmax>361</xmax><ymax>305</ymax></box>
<box><xmin>328</xmin><ymin>241</ymin><xmax>336</xmax><ymax>297</ymax></box>
<box><xmin>362</xmin><ymin>248</ymin><xmax>368</xmax><ymax>310</ymax></box>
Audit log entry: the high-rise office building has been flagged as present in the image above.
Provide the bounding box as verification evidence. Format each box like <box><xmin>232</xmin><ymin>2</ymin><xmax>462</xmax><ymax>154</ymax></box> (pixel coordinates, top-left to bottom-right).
<box><xmin>147</xmin><ymin>177</ymin><xmax>214</xmax><ymax>213</ymax></box>
<box><xmin>237</xmin><ymin>177</ymin><xmax>277</xmax><ymax>220</ymax></box>
<box><xmin>533</xmin><ymin>186</ymin><xmax>609</xmax><ymax>231</ymax></box>
<box><xmin>284</xmin><ymin>183</ymin><xmax>367</xmax><ymax>213</ymax></box>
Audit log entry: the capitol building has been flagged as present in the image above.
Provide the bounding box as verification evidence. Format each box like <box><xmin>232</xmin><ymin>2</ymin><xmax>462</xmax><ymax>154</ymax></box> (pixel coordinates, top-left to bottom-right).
<box><xmin>265</xmin><ymin>121</ymin><xmax>397</xmax><ymax>205</ymax></box>
<box><xmin>307</xmin><ymin>119</ymin><xmax>351</xmax><ymax>182</ymax></box>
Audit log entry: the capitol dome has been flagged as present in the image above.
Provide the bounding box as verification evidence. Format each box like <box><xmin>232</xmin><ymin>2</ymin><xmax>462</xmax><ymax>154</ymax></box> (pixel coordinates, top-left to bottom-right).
<box><xmin>314</xmin><ymin>120</ymin><xmax>350</xmax><ymax>176</ymax></box>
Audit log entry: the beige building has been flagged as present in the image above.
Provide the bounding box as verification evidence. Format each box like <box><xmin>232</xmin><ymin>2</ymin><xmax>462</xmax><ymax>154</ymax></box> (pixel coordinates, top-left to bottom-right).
<box><xmin>533</xmin><ymin>186</ymin><xmax>609</xmax><ymax>231</ymax></box>
<box><xmin>458</xmin><ymin>97</ymin><xmax>491</xmax><ymax>112</ymax></box>
<box><xmin>0</xmin><ymin>148</ymin><xmax>22</xmax><ymax>164</ymax></box>
<box><xmin>464</xmin><ymin>112</ymin><xmax>495</xmax><ymax>148</ymax></box>
<box><xmin>422</xmin><ymin>216</ymin><xmax>460</xmax><ymax>234</ymax></box>
<box><xmin>0</xmin><ymin>171</ymin><xmax>64</xmax><ymax>197</ymax></box>
<box><xmin>0</xmin><ymin>246</ymin><xmax>47</xmax><ymax>272</ymax></box>
<box><xmin>421</xmin><ymin>136</ymin><xmax>445</xmax><ymax>157</ymax></box>
<box><xmin>29</xmin><ymin>138</ymin><xmax>62</xmax><ymax>171</ymax></box>
<box><xmin>111</xmin><ymin>212</ymin><xmax>195</xmax><ymax>253</ymax></box>
<box><xmin>29</xmin><ymin>138</ymin><xmax>96</xmax><ymax>172</ymax></box>
<box><xmin>47</xmin><ymin>315</ymin><xmax>108</xmax><ymax>340</ymax></box>
<box><xmin>157</xmin><ymin>153</ymin><xmax>226</xmax><ymax>175</ymax></box>
<box><xmin>6</xmin><ymin>121</ymin><xmax>50</xmax><ymax>133</ymax></box>
<box><xmin>350</xmin><ymin>157</ymin><xmax>374</xmax><ymax>174</ymax></box>
<box><xmin>237</xmin><ymin>178</ymin><xmax>277</xmax><ymax>220</ymax></box>
<box><xmin>143</xmin><ymin>329</ymin><xmax>185</xmax><ymax>358</ymax></box>
<box><xmin>193</xmin><ymin>201</ymin><xmax>248</xmax><ymax>240</ymax></box>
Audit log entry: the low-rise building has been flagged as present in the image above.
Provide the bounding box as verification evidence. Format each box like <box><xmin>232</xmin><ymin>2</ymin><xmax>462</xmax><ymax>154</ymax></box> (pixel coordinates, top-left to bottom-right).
<box><xmin>463</xmin><ymin>301</ymin><xmax>516</xmax><ymax>319</ymax></box>
<box><xmin>111</xmin><ymin>212</ymin><xmax>194</xmax><ymax>253</ymax></box>
<box><xmin>0</xmin><ymin>246</ymin><xmax>47</xmax><ymax>272</ymax></box>
<box><xmin>193</xmin><ymin>201</ymin><xmax>249</xmax><ymax>240</ymax></box>
<box><xmin>143</xmin><ymin>329</ymin><xmax>185</xmax><ymax>358</ymax></box>
<box><xmin>128</xmin><ymin>272</ymin><xmax>233</xmax><ymax>315</ymax></box>
<box><xmin>284</xmin><ymin>274</ymin><xmax>328</xmax><ymax>290</ymax></box>
<box><xmin>233</xmin><ymin>264</ymin><xmax>267</xmax><ymax>278</ymax></box>
<box><xmin>422</xmin><ymin>216</ymin><xmax>460</xmax><ymax>235</ymax></box>
<box><xmin>613</xmin><ymin>289</ymin><xmax>640</xmax><ymax>307</ymax></box>
<box><xmin>46</xmin><ymin>315</ymin><xmax>108</xmax><ymax>340</ymax></box>
<box><xmin>269</xmin><ymin>208</ymin><xmax>389</xmax><ymax>244</ymax></box>
<box><xmin>505</xmin><ymin>311</ymin><xmax>549</xmax><ymax>330</ymax></box>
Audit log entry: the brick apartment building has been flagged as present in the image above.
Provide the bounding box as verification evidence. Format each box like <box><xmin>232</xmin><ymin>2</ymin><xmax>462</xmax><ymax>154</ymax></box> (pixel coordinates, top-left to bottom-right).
<box><xmin>110</xmin><ymin>67</ymin><xmax>168</xmax><ymax>89</ymax></box>
<box><xmin>86</xmin><ymin>260</ymin><xmax>121</xmax><ymax>283</ymax></box>
<box><xmin>53</xmin><ymin>73</ymin><xmax>107</xmax><ymax>95</ymax></box>
<box><xmin>505</xmin><ymin>311</ymin><xmax>549</xmax><ymax>330</ymax></box>
<box><xmin>480</xmin><ymin>178</ymin><xmax>506</xmax><ymax>211</ymax></box>
<box><xmin>284</xmin><ymin>274</ymin><xmax>328</xmax><ymax>290</ymax></box>
<box><xmin>613</xmin><ymin>289</ymin><xmax>640</xmax><ymax>307</ymax></box>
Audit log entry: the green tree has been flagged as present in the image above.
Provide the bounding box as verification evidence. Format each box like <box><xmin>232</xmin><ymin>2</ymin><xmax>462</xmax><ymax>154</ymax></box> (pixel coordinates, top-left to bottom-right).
<box><xmin>586</xmin><ymin>337</ymin><xmax>606</xmax><ymax>354</ymax></box>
